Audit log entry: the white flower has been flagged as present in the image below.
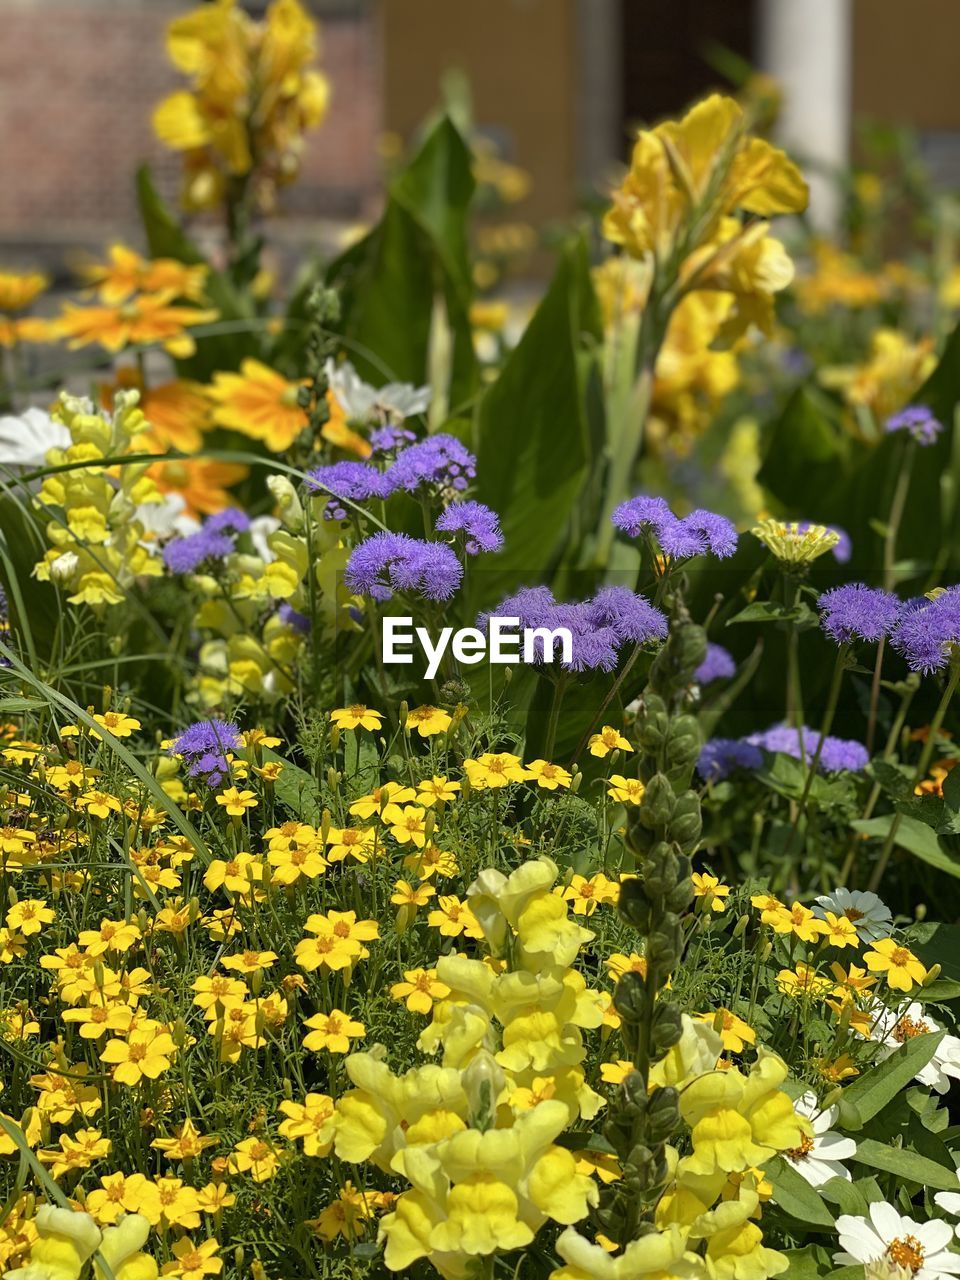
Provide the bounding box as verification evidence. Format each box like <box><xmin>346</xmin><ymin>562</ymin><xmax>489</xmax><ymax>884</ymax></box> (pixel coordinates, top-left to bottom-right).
<box><xmin>325</xmin><ymin>358</ymin><xmax>430</xmax><ymax>422</ymax></box>
<box><xmin>868</xmin><ymin>1003</ymin><xmax>960</xmax><ymax>1094</ymax></box>
<box><xmin>136</xmin><ymin>493</ymin><xmax>200</xmax><ymax>542</ymax></box>
<box><xmin>934</xmin><ymin>1190</ymin><xmax>960</xmax><ymax>1240</ymax></box>
<box><xmin>250</xmin><ymin>515</ymin><xmax>281</xmax><ymax>563</ymax></box>
<box><xmin>835</xmin><ymin>1201</ymin><xmax>960</xmax><ymax>1278</ymax></box>
<box><xmin>780</xmin><ymin>1090</ymin><xmax>857</xmax><ymax>1186</ymax></box>
<box><xmin>813</xmin><ymin>888</ymin><xmax>893</xmax><ymax>941</ymax></box>
<box><xmin>0</xmin><ymin>408</ymin><xmax>70</xmax><ymax>469</ymax></box>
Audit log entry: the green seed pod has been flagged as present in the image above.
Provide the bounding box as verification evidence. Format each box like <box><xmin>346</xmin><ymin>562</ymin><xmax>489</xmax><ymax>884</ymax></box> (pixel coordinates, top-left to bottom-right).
<box><xmin>638</xmin><ymin>773</ymin><xmax>675</xmax><ymax>828</ymax></box>
<box><xmin>613</xmin><ymin>971</ymin><xmax>650</xmax><ymax>1023</ymax></box>
<box><xmin>668</xmin><ymin>792</ymin><xmax>702</xmax><ymax>852</ymax></box>
<box><xmin>646</xmin><ymin>1086</ymin><xmax>680</xmax><ymax>1141</ymax></box>
<box><xmin>650</xmin><ymin>1003</ymin><xmax>684</xmax><ymax>1055</ymax></box>
<box><xmin>643</xmin><ymin>842</ymin><xmax>680</xmax><ymax>896</ymax></box>
<box><xmin>617</xmin><ymin>878</ymin><xmax>653</xmax><ymax>931</ymax></box>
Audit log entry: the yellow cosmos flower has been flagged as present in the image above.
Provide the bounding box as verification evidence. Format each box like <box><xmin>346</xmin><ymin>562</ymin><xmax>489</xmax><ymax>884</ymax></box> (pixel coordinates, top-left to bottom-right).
<box><xmin>214</xmin><ymin>787</ymin><xmax>257</xmax><ymax>816</ymax></box>
<box><xmin>863</xmin><ymin>937</ymin><xmax>927</xmax><ymax>992</ymax></box>
<box><xmin>209</xmin><ymin>359</ymin><xmax>307</xmax><ymax>451</ymax></box>
<box><xmin>91</xmin><ymin>711</ymin><xmax>141</xmax><ymax>739</ymax></box>
<box><xmin>526</xmin><ymin>759</ymin><xmax>573</xmax><ymax>790</ymax></box>
<box><xmin>587</xmin><ymin>726</ymin><xmax>632</xmax><ymax>757</ymax></box>
<box><xmin>331</xmin><ymin>704</ymin><xmax>383</xmax><ymax>732</ymax></box>
<box><xmin>228</xmin><ymin>1136</ymin><xmax>279</xmax><ymax>1182</ymax></box>
<box><xmin>100</xmin><ymin>1026</ymin><xmax>177</xmax><ymax>1086</ymax></box>
<box><xmin>389</xmin><ymin>967</ymin><xmax>451</xmax><ymax>1014</ymax></box>
<box><xmin>691</xmin><ymin>873</ymin><xmax>730</xmax><ymax>912</ymax></box>
<box><xmin>606</xmin><ymin>775</ymin><xmax>644</xmax><ymax>805</ymax></box>
<box><xmin>405</xmin><ymin>704</ymin><xmax>452</xmax><ymax>737</ymax></box>
<box><xmin>463</xmin><ymin>752</ymin><xmax>531</xmax><ymax>789</ymax></box>
<box><xmin>58</xmin><ymin>293</ymin><xmax>218</xmax><ymax>358</ymax></box>
<box><xmin>302</xmin><ymin>1009</ymin><xmax>365</xmax><ymax>1053</ymax></box>
<box><xmin>278</xmin><ymin>1093</ymin><xmax>336</xmax><ymax>1157</ymax></box>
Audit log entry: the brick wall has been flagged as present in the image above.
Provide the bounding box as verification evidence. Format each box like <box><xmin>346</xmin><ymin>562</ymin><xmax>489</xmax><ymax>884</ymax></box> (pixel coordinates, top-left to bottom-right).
<box><xmin>0</xmin><ymin>0</ymin><xmax>383</xmax><ymax>266</ymax></box>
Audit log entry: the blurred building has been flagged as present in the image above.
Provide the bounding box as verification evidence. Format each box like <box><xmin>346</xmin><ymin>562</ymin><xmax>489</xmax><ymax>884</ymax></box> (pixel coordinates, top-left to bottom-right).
<box><xmin>1</xmin><ymin>0</ymin><xmax>959</xmax><ymax>267</ymax></box>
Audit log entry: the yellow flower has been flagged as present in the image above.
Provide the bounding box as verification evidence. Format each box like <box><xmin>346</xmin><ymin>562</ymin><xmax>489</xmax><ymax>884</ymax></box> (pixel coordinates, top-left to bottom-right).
<box><xmin>762</xmin><ymin>902</ymin><xmax>827</xmax><ymax>943</ymax></box>
<box><xmin>691</xmin><ymin>873</ymin><xmax>730</xmax><ymax>912</ymax></box>
<box><xmin>302</xmin><ymin>1009</ymin><xmax>365</xmax><ymax>1053</ymax></box>
<box><xmin>820</xmin><ymin>911</ymin><xmax>860</xmax><ymax>949</ymax></box>
<box><xmin>58</xmin><ymin>293</ymin><xmax>218</xmax><ymax>359</ymax></box>
<box><xmin>161</xmin><ymin>1236</ymin><xmax>221</xmax><ymax>1280</ymax></box>
<box><xmin>821</xmin><ymin>328</ymin><xmax>936</xmax><ymax>426</ymax></box>
<box><xmin>605</xmin><ymin>952</ymin><xmax>647</xmax><ymax>982</ymax></box>
<box><xmin>5</xmin><ymin>899</ymin><xmax>54</xmax><ymax>937</ymax></box>
<box><xmin>76</xmin><ymin>790</ymin><xmax>123</xmax><ymax>820</ymax></box>
<box><xmin>100</xmin><ymin>1026</ymin><xmax>177</xmax><ymax>1086</ymax></box>
<box><xmin>526</xmin><ymin>760</ymin><xmax>573</xmax><ymax>790</ymax></box>
<box><xmin>389</xmin><ymin>967</ymin><xmax>450</xmax><ymax>1015</ymax></box>
<box><xmin>83</xmin><ymin>243</ymin><xmax>209</xmax><ymax>305</ymax></box>
<box><xmin>151</xmin><ymin>1118</ymin><xmax>218</xmax><ymax>1162</ymax></box>
<box><xmin>587</xmin><ymin>726</ymin><xmax>632</xmax><ymax>758</ymax></box>
<box><xmin>349</xmin><ymin>781</ymin><xmax>415</xmax><ymax>817</ymax></box>
<box><xmin>196</xmin><ymin>1182</ymin><xmax>236</xmax><ymax>1215</ymax></box>
<box><xmin>91</xmin><ymin>711</ymin><xmax>142</xmax><ymax>739</ymax></box>
<box><xmin>417</xmin><ymin>775</ymin><xmax>461</xmax><ymax>806</ymax></box>
<box><xmin>38</xmin><ymin>1128</ymin><xmax>112</xmax><ymax>1179</ymax></box>
<box><xmin>695</xmin><ymin>1008</ymin><xmax>756</xmax><ymax>1054</ymax></box>
<box><xmin>325</xmin><ymin>825</ymin><xmax>376</xmax><ymax>863</ymax></box>
<box><xmin>221</xmin><ymin>948</ymin><xmax>277</xmax><ymax>975</ymax></box>
<box><xmin>402</xmin><ymin>843</ymin><xmax>459</xmax><ymax>879</ymax></box>
<box><xmin>209</xmin><ymin>359</ymin><xmax>307</xmax><ymax>451</ymax></box>
<box><xmin>0</xmin><ymin>270</ymin><xmax>48</xmax><ymax>312</ymax></box>
<box><xmin>278</xmin><ymin>1093</ymin><xmax>336</xmax><ymax>1157</ymax></box>
<box><xmin>382</xmin><ymin>803</ymin><xmax>429</xmax><ymax>847</ymax></box>
<box><xmin>331</xmin><ymin>704</ymin><xmax>383</xmax><ymax>732</ymax></box>
<box><xmin>863</xmin><ymin>937</ymin><xmax>927</xmax><ymax>992</ymax></box>
<box><xmin>561</xmin><ymin>874</ymin><xmax>619</xmax><ymax>916</ymax></box>
<box><xmin>427</xmin><ymin>895</ymin><xmax>484</xmax><ymax>939</ymax></box>
<box><xmin>606</xmin><ymin>775</ymin><xmax>644</xmax><ymax>805</ymax></box>
<box><xmin>752</xmin><ymin>519</ymin><xmax>840</xmax><ymax>566</ymax></box>
<box><xmin>551</xmin><ymin>1224</ymin><xmax>697</xmax><ymax>1280</ymax></box>
<box><xmin>776</xmin><ymin>962</ymin><xmax>832</xmax><ymax>999</ymax></box>
<box><xmin>124</xmin><ymin>1175</ymin><xmax>201</xmax><ymax>1230</ymax></box>
<box><xmin>214</xmin><ymin>787</ymin><xmax>257</xmax><ymax>816</ymax></box>
<box><xmin>405</xmin><ymin>705</ymin><xmax>452</xmax><ymax>737</ymax></box>
<box><xmin>390</xmin><ymin>879</ymin><xmax>436</xmax><ymax>930</ymax></box>
<box><xmin>228</xmin><ymin>1136</ymin><xmax>279</xmax><ymax>1182</ymax></box>
<box><xmin>463</xmin><ymin>752</ymin><xmax>531</xmax><ymax>789</ymax></box>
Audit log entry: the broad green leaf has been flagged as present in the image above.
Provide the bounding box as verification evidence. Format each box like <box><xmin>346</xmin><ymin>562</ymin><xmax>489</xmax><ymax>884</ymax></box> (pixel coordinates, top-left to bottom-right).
<box><xmin>778</xmin><ymin>1246</ymin><xmax>827</xmax><ymax>1279</ymax></box>
<box><xmin>851</xmin><ymin>1138</ymin><xmax>960</xmax><ymax>1190</ymax></box>
<box><xmin>758</xmin><ymin>385</ymin><xmax>849</xmax><ymax>511</ymax></box>
<box><xmin>726</xmin><ymin>600</ymin><xmax>817</xmax><ymax>628</ymax></box>
<box><xmin>943</xmin><ymin>764</ymin><xmax>960</xmax><ymax>812</ymax></box>
<box><xmin>473</xmin><ymin>236</ymin><xmax>601</xmax><ymax>604</ymax></box>
<box><xmin>766</xmin><ymin>1158</ymin><xmax>836</xmax><ymax>1228</ymax></box>
<box><xmin>850</xmin><ymin>814</ymin><xmax>960</xmax><ymax>878</ymax></box>
<box><xmin>265</xmin><ymin>749</ymin><xmax>322</xmax><ymax>824</ymax></box>
<box><xmin>841</xmin><ymin>1032</ymin><xmax>944</xmax><ymax>1124</ymax></box>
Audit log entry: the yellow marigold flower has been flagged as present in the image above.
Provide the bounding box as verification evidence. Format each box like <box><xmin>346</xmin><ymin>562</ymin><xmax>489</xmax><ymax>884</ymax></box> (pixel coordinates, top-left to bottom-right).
<box><xmin>325</xmin><ymin>825</ymin><xmax>376</xmax><ymax>863</ymax></box>
<box><xmin>0</xmin><ymin>826</ymin><xmax>36</xmax><ymax>856</ymax></box>
<box><xmin>331</xmin><ymin>704</ymin><xmax>383</xmax><ymax>732</ymax></box>
<box><xmin>295</xmin><ymin>910</ymin><xmax>378</xmax><ymax>973</ymax></box>
<box><xmin>152</xmin><ymin>1117</ymin><xmax>218</xmax><ymax>1162</ymax></box>
<box><xmin>5</xmin><ymin>899</ymin><xmax>54</xmax><ymax>937</ymax></box>
<box><xmin>0</xmin><ymin>929</ymin><xmax>28</xmax><ymax>964</ymax></box>
<box><xmin>863</xmin><ymin>937</ymin><xmax>927</xmax><ymax>992</ymax></box>
<box><xmin>209</xmin><ymin>359</ymin><xmax>307</xmax><ymax>451</ymax></box>
<box><xmin>829</xmin><ymin>961</ymin><xmax>877</xmax><ymax>996</ymax></box>
<box><xmin>381</xmin><ymin>803</ymin><xmax>429</xmax><ymax>847</ymax></box>
<box><xmin>61</xmin><ymin>999</ymin><xmax>134</xmax><ymax>1041</ymax></box>
<box><xmin>462</xmin><ymin>752</ymin><xmax>531</xmax><ymax>789</ymax></box>
<box><xmin>349</xmin><ymin>781</ymin><xmax>415</xmax><ymax>818</ymax></box>
<box><xmin>762</xmin><ymin>902</ymin><xmax>826</xmax><ymax>943</ymax></box>
<box><xmin>302</xmin><ymin>1009</ymin><xmax>365</xmax><ymax>1053</ymax></box>
<box><xmin>605</xmin><ymin>952</ymin><xmax>647</xmax><ymax>982</ymax></box>
<box><xmin>309</xmin><ymin>1181</ymin><xmax>378</xmax><ymax>1242</ymax></box>
<box><xmin>427</xmin><ymin>895</ymin><xmax>484</xmax><ymax>939</ymax></box>
<box><xmin>196</xmin><ymin>1182</ymin><xmax>235</xmax><ymax>1214</ymax></box>
<box><xmin>268</xmin><ymin>839</ymin><xmax>327</xmax><ymax>884</ymax></box>
<box><xmin>777</xmin><ymin>962</ymin><xmax>832</xmax><ymax>999</ymax></box>
<box><xmin>228</xmin><ymin>1136</ymin><xmax>279</xmax><ymax>1182</ymax></box>
<box><xmin>100</xmin><ymin>1026</ymin><xmax>177</xmax><ymax>1086</ymax></box>
<box><xmin>752</xmin><ymin>519</ymin><xmax>839</xmax><ymax>566</ymax></box>
<box><xmin>278</xmin><ymin>1093</ymin><xmax>336</xmax><ymax>1157</ymax></box>
<box><xmin>390</xmin><ymin>878</ymin><xmax>435</xmax><ymax>930</ymax></box>
<box><xmin>606</xmin><ymin>774</ymin><xmax>644</xmax><ymax>805</ymax></box>
<box><xmin>214</xmin><ymin>786</ymin><xmax>257</xmax><ymax>816</ymax></box>
<box><xmin>561</xmin><ymin>874</ymin><xmax>619</xmax><ymax>916</ymax></box>
<box><xmin>58</xmin><ymin>293</ymin><xmax>218</xmax><ymax>359</ymax></box>
<box><xmin>389</xmin><ymin>967</ymin><xmax>450</xmax><ymax>1014</ymax></box>
<box><xmin>816</xmin><ymin>1053</ymin><xmax>859</xmax><ymax>1083</ymax></box>
<box><xmin>820</xmin><ymin>910</ymin><xmax>860</xmax><ymax>949</ymax></box>
<box><xmin>85</xmin><ymin>1171</ymin><xmax>133</xmax><ymax>1225</ymax></box>
<box><xmin>161</xmin><ymin>1235</ymin><xmax>222</xmax><ymax>1280</ymax></box>
<box><xmin>417</xmin><ymin>775</ymin><xmax>461</xmax><ymax>806</ymax></box>
<box><xmin>0</xmin><ymin>270</ymin><xmax>48</xmax><ymax>312</ymax></box>
<box><xmin>526</xmin><ymin>759</ymin><xmax>573</xmax><ymax>790</ymax></box>
<box><xmin>90</xmin><ymin>711</ymin><xmax>142</xmax><ymax>739</ymax></box>
<box><xmin>695</xmin><ymin>1008</ymin><xmax>756</xmax><ymax>1053</ymax></box>
<box><xmin>221</xmin><ymin>949</ymin><xmax>278</xmax><ymax>975</ymax></box>
<box><xmin>124</xmin><ymin>1174</ymin><xmax>201</xmax><ymax>1230</ymax></box>
<box><xmin>75</xmin><ymin>789</ymin><xmax>123</xmax><ymax>819</ymax></box>
<box><xmin>750</xmin><ymin>892</ymin><xmax>782</xmax><ymax>913</ymax></box>
<box><xmin>83</xmin><ymin>243</ymin><xmax>209</xmax><ymax>305</ymax></box>
<box><xmin>203</xmin><ymin>852</ymin><xmax>266</xmax><ymax>896</ymax></box>
<box><xmin>691</xmin><ymin>872</ymin><xmax>730</xmax><ymax>912</ymax></box>
<box><xmin>588</xmin><ymin>725</ymin><xmax>633</xmax><ymax>757</ymax></box>
<box><xmin>405</xmin><ymin>704</ymin><xmax>452</xmax><ymax>737</ymax></box>
<box><xmin>38</xmin><ymin>1128</ymin><xmax>112</xmax><ymax>1179</ymax></box>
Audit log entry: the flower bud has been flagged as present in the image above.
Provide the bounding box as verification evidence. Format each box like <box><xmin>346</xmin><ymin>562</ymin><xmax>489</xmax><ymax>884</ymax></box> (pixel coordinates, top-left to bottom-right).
<box><xmin>638</xmin><ymin>774</ymin><xmax>675</xmax><ymax>829</ymax></box>
<box><xmin>266</xmin><ymin>475</ymin><xmax>305</xmax><ymax>531</ymax></box>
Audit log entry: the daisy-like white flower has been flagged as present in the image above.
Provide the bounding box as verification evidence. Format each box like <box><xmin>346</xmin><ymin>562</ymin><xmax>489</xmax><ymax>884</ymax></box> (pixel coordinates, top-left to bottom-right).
<box><xmin>136</xmin><ymin>493</ymin><xmax>200</xmax><ymax>542</ymax></box>
<box><xmin>934</xmin><ymin>1190</ymin><xmax>960</xmax><ymax>1239</ymax></box>
<box><xmin>813</xmin><ymin>888</ymin><xmax>893</xmax><ymax>942</ymax></box>
<box><xmin>325</xmin><ymin>359</ymin><xmax>430</xmax><ymax>423</ymax></box>
<box><xmin>0</xmin><ymin>407</ymin><xmax>70</xmax><ymax>468</ymax></box>
<box><xmin>780</xmin><ymin>1090</ymin><xmax>857</xmax><ymax>1187</ymax></box>
<box><xmin>867</xmin><ymin>1003</ymin><xmax>960</xmax><ymax>1094</ymax></box>
<box><xmin>834</xmin><ymin>1201</ymin><xmax>960</xmax><ymax>1278</ymax></box>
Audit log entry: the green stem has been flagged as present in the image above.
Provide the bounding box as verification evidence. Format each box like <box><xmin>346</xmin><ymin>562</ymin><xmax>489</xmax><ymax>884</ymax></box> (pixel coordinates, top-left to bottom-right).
<box><xmin>570</xmin><ymin>643</ymin><xmax>642</xmax><ymax>766</ymax></box>
<box><xmin>788</xmin><ymin>642</ymin><xmax>850</xmax><ymax>847</ymax></box>
<box><xmin>542</xmin><ymin>676</ymin><xmax>569</xmax><ymax>762</ymax></box>
<box><xmin>865</xmin><ymin>636</ymin><xmax>886</xmax><ymax>757</ymax></box>
<box><xmin>867</xmin><ymin>658</ymin><xmax>960</xmax><ymax>893</ymax></box>
<box><xmin>883</xmin><ymin>438</ymin><xmax>915</xmax><ymax>591</ymax></box>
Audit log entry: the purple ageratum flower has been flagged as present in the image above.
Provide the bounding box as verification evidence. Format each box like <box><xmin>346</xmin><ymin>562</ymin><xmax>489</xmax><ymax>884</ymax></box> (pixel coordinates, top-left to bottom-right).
<box><xmin>892</xmin><ymin>586</ymin><xmax>960</xmax><ymax>673</ymax></box>
<box><xmin>385</xmin><ymin>434</ymin><xmax>477</xmax><ymax>495</ymax></box>
<box><xmin>819</xmin><ymin>583</ymin><xmax>901</xmax><ymax>645</ymax></box>
<box><xmin>171</xmin><ymin>718</ymin><xmax>242</xmax><ymax>787</ymax></box>
<box><xmin>698</xmin><ymin>738</ymin><xmax>764</xmax><ymax>780</ymax></box>
<box><xmin>205</xmin><ymin>508</ymin><xmax>250</xmax><ymax>535</ymax></box>
<box><xmin>612</xmin><ymin>495</ymin><xmax>738</xmax><ymax>560</ymax></box>
<box><xmin>369</xmin><ymin>424</ymin><xmax>417</xmax><ymax>455</ymax></box>
<box><xmin>748</xmin><ymin>724</ymin><xmax>869</xmax><ymax>773</ymax></box>
<box><xmin>696</xmin><ymin>643</ymin><xmax>736</xmax><ymax>684</ymax></box>
<box><xmin>345</xmin><ymin>532</ymin><xmax>463</xmax><ymax>602</ymax></box>
<box><xmin>307</xmin><ymin>461</ymin><xmax>391</xmax><ymax>521</ymax></box>
<box><xmin>435</xmin><ymin>501</ymin><xmax>504</xmax><ymax>555</ymax></box>
<box><xmin>885</xmin><ymin>404</ymin><xmax>943</xmax><ymax>447</ymax></box>
<box><xmin>163</xmin><ymin>527</ymin><xmax>234</xmax><ymax>574</ymax></box>
<box><xmin>279</xmin><ymin>603</ymin><xmax>311</xmax><ymax>633</ymax></box>
<box><xmin>586</xmin><ymin>586</ymin><xmax>669</xmax><ymax>646</ymax></box>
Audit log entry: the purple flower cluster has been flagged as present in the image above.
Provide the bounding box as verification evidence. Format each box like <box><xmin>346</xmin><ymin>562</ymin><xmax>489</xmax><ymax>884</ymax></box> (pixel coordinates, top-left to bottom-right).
<box><xmin>307</xmin><ymin>462</ymin><xmax>390</xmax><ymax>520</ymax></box>
<box><xmin>612</xmin><ymin>495</ymin><xmax>738</xmax><ymax>560</ymax></box>
<box><xmin>481</xmin><ymin>584</ymin><xmax>667</xmax><ymax>673</ymax></box>
<box><xmin>695</xmin><ymin>643</ymin><xmax>736</xmax><ymax>684</ymax></box>
<box><xmin>699</xmin><ymin>723</ymin><xmax>869</xmax><ymax>781</ymax></box>
<box><xmin>205</xmin><ymin>509</ymin><xmax>250</xmax><ymax>535</ymax></box>
<box><xmin>369</xmin><ymin>425</ymin><xmax>417</xmax><ymax>455</ymax></box>
<box><xmin>435</xmin><ymin>501</ymin><xmax>504</xmax><ymax>555</ymax></box>
<box><xmin>279</xmin><ymin>603</ymin><xmax>311</xmax><ymax>633</ymax></box>
<box><xmin>885</xmin><ymin>404</ymin><xmax>943</xmax><ymax>447</ymax></box>
<box><xmin>819</xmin><ymin>583</ymin><xmax>901</xmax><ymax>645</ymax></box>
<box><xmin>163</xmin><ymin>527</ymin><xmax>234</xmax><ymax>574</ymax></box>
<box><xmin>170</xmin><ymin>718</ymin><xmax>242</xmax><ymax>787</ymax></box>
<box><xmin>385</xmin><ymin>434</ymin><xmax>476</xmax><ymax>495</ymax></box>
<box><xmin>345</xmin><ymin>532</ymin><xmax>464</xmax><ymax>602</ymax></box>
<box><xmin>891</xmin><ymin>586</ymin><xmax>960</xmax><ymax>673</ymax></box>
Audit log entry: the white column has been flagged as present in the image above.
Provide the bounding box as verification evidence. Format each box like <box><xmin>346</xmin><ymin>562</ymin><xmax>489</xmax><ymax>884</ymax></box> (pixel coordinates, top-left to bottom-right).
<box><xmin>758</xmin><ymin>0</ymin><xmax>852</xmax><ymax>231</ymax></box>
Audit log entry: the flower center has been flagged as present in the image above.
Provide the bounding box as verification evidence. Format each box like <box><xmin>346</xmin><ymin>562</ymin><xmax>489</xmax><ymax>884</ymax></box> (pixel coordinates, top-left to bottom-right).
<box><xmin>785</xmin><ymin>1134</ymin><xmax>815</xmax><ymax>1161</ymax></box>
<box><xmin>844</xmin><ymin>907</ymin><xmax>865</xmax><ymax>921</ymax></box>
<box><xmin>894</xmin><ymin>1015</ymin><xmax>930</xmax><ymax>1041</ymax></box>
<box><xmin>891</xmin><ymin>946</ymin><xmax>911</xmax><ymax>966</ymax></box>
<box><xmin>887</xmin><ymin>1235</ymin><xmax>925</xmax><ymax>1273</ymax></box>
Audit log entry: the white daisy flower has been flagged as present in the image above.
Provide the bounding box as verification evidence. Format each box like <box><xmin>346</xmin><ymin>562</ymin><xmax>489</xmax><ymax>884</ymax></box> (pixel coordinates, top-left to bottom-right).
<box><xmin>868</xmin><ymin>1003</ymin><xmax>960</xmax><ymax>1094</ymax></box>
<box><xmin>934</xmin><ymin>1190</ymin><xmax>960</xmax><ymax>1240</ymax></box>
<box><xmin>0</xmin><ymin>407</ymin><xmax>70</xmax><ymax>469</ymax></box>
<box><xmin>835</xmin><ymin>1201</ymin><xmax>960</xmax><ymax>1278</ymax></box>
<box><xmin>813</xmin><ymin>888</ymin><xmax>893</xmax><ymax>942</ymax></box>
<box><xmin>780</xmin><ymin>1090</ymin><xmax>857</xmax><ymax>1186</ymax></box>
<box><xmin>325</xmin><ymin>359</ymin><xmax>430</xmax><ymax>422</ymax></box>
<box><xmin>136</xmin><ymin>493</ymin><xmax>200</xmax><ymax>542</ymax></box>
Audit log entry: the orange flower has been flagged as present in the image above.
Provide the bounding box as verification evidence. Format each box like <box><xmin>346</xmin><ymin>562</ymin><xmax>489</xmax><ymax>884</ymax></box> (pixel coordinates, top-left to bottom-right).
<box><xmin>58</xmin><ymin>292</ymin><xmax>218</xmax><ymax>358</ymax></box>
<box><xmin>103</xmin><ymin>371</ymin><xmax>213</xmax><ymax>454</ymax></box>
<box><xmin>210</xmin><ymin>359</ymin><xmax>307</xmax><ymax>451</ymax></box>
<box><xmin>82</xmin><ymin>244</ymin><xmax>209</xmax><ymax>305</ymax></box>
<box><xmin>0</xmin><ymin>270</ymin><xmax>48</xmax><ymax>312</ymax></box>
<box><xmin>0</xmin><ymin>316</ymin><xmax>56</xmax><ymax>348</ymax></box>
<box><xmin>322</xmin><ymin>391</ymin><xmax>371</xmax><ymax>457</ymax></box>
<box><xmin>149</xmin><ymin>458</ymin><xmax>248</xmax><ymax>517</ymax></box>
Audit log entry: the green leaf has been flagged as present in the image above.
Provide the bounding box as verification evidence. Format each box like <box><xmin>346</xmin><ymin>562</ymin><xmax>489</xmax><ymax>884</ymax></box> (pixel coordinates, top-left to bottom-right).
<box><xmin>136</xmin><ymin>165</ymin><xmax>259</xmax><ymax>379</ymax></box>
<box><xmin>266</xmin><ymin>750</ymin><xmax>322</xmax><ymax>824</ymax></box>
<box><xmin>758</xmin><ymin>385</ymin><xmax>849</xmax><ymax>510</ymax></box>
<box><xmin>327</xmin><ymin>116</ymin><xmax>478</xmax><ymax>410</ymax></box>
<box><xmin>473</xmin><ymin>236</ymin><xmax>601</xmax><ymax>604</ymax></box>
<box><xmin>766</xmin><ymin>1158</ymin><xmax>836</xmax><ymax>1228</ymax></box>
<box><xmin>726</xmin><ymin>600</ymin><xmax>818</xmax><ymax>627</ymax></box>
<box><xmin>850</xmin><ymin>814</ymin><xmax>960</xmax><ymax>878</ymax></box>
<box><xmin>943</xmin><ymin>764</ymin><xmax>960</xmax><ymax>812</ymax></box>
<box><xmin>851</xmin><ymin>1138</ymin><xmax>960</xmax><ymax>1190</ymax></box>
<box><xmin>778</xmin><ymin>1246</ymin><xmax>827</xmax><ymax>1279</ymax></box>
<box><xmin>841</xmin><ymin>1032</ymin><xmax>944</xmax><ymax>1124</ymax></box>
